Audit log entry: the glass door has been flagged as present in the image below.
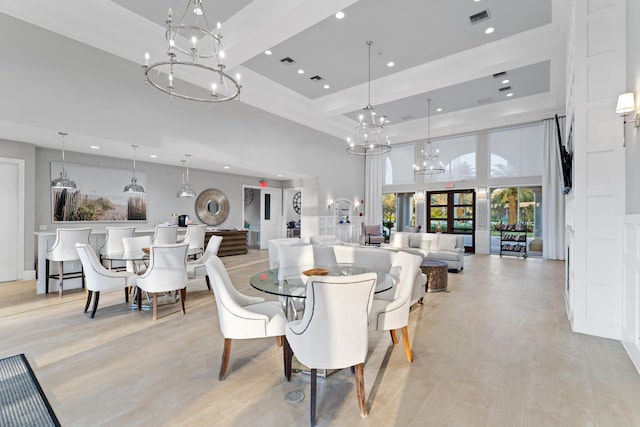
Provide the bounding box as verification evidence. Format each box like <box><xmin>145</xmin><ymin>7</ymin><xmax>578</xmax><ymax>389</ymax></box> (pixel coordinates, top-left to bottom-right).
<box><xmin>427</xmin><ymin>189</ymin><xmax>476</xmax><ymax>252</ymax></box>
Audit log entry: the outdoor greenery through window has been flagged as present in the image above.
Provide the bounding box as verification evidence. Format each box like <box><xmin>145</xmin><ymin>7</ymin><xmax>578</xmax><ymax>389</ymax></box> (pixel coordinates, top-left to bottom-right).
<box><xmin>490</xmin><ymin>186</ymin><xmax>543</xmax><ymax>255</ymax></box>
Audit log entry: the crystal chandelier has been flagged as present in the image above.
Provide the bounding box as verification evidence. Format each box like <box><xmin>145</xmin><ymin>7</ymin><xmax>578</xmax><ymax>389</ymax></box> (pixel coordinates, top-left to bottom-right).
<box><xmin>346</xmin><ymin>41</ymin><xmax>391</xmax><ymax>156</ymax></box>
<box><xmin>143</xmin><ymin>0</ymin><xmax>241</xmax><ymax>104</ymax></box>
<box><xmin>414</xmin><ymin>99</ymin><xmax>445</xmax><ymax>175</ymax></box>
<box><xmin>51</xmin><ymin>131</ymin><xmax>77</xmax><ymax>190</ymax></box>
<box><xmin>177</xmin><ymin>155</ymin><xmax>196</xmax><ymax>198</ymax></box>
<box><xmin>124</xmin><ymin>145</ymin><xmax>145</xmax><ymax>194</ymax></box>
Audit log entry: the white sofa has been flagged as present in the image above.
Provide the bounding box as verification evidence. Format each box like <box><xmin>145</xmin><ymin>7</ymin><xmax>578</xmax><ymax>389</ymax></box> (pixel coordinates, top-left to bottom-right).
<box><xmin>383</xmin><ymin>232</ymin><xmax>465</xmax><ymax>272</ymax></box>
<box><xmin>267</xmin><ymin>240</ymin><xmax>426</xmax><ymax>306</ymax></box>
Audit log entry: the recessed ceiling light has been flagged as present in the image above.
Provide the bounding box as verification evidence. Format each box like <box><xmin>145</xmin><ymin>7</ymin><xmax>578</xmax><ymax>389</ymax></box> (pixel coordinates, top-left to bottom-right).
<box><xmin>323</xmin><ymin>84</ymin><xmax>330</xmax><ymax>89</ymax></box>
<box><xmin>485</xmin><ymin>27</ymin><xmax>495</xmax><ymax>34</ymax></box>
<box><xmin>436</xmin><ymin>108</ymin><xmax>442</xmax><ymax>112</ymax></box>
<box><xmin>387</xmin><ymin>61</ymin><xmax>395</xmax><ymax>67</ymax></box>
<box><xmin>264</xmin><ymin>50</ymin><xmax>272</xmax><ymax>55</ymax></box>
<box><xmin>90</xmin><ymin>145</ymin><xmax>100</xmax><ymax>150</ymax></box>
<box><xmin>502</xmin><ymin>79</ymin><xmax>510</xmax><ymax>84</ymax></box>
<box><xmin>506</xmin><ymin>92</ymin><xmax>514</xmax><ymax>97</ymax></box>
<box><xmin>335</xmin><ymin>11</ymin><xmax>345</xmax><ymax>19</ymax></box>
<box><xmin>223</xmin><ymin>166</ymin><xmax>230</xmax><ymax>169</ymax></box>
<box><xmin>277</xmin><ymin>174</ymin><xmax>283</xmax><ymax>177</ymax></box>
<box><xmin>297</xmin><ymin>69</ymin><xmax>304</xmax><ymax>74</ymax></box>
<box><xmin>474</xmin><ymin>0</ymin><xmax>481</xmax><ymax>2</ymax></box>
<box><xmin>149</xmin><ymin>154</ymin><xmax>157</xmax><ymax>158</ymax></box>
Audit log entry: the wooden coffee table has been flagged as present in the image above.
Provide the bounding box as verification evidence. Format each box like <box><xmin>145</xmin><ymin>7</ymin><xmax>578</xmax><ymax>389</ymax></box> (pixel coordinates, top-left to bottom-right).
<box><xmin>421</xmin><ymin>259</ymin><xmax>448</xmax><ymax>292</ymax></box>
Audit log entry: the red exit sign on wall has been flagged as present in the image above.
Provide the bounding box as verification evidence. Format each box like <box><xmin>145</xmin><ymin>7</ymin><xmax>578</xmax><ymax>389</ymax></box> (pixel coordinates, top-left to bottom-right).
<box><xmin>445</xmin><ymin>182</ymin><xmax>454</xmax><ymax>189</ymax></box>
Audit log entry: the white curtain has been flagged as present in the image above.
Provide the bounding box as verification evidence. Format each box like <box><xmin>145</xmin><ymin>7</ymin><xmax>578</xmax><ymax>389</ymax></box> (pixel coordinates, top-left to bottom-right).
<box><xmin>542</xmin><ymin>117</ymin><xmax>566</xmax><ymax>260</ymax></box>
<box><xmin>364</xmin><ymin>154</ymin><xmax>383</xmax><ymax>227</ymax></box>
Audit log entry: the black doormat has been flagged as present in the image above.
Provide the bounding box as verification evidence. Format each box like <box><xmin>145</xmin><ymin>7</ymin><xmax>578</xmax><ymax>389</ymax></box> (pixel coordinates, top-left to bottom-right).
<box><xmin>0</xmin><ymin>354</ymin><xmax>60</xmax><ymax>426</ymax></box>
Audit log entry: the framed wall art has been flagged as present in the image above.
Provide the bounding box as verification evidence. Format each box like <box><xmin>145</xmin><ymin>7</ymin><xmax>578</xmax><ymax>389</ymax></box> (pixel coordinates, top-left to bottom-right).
<box><xmin>51</xmin><ymin>162</ymin><xmax>147</xmax><ymax>222</ymax></box>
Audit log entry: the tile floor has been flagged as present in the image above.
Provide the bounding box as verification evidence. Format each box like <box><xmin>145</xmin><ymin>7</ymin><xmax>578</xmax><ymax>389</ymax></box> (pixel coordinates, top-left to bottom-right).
<box><xmin>1</xmin><ymin>251</ymin><xmax>639</xmax><ymax>426</ymax></box>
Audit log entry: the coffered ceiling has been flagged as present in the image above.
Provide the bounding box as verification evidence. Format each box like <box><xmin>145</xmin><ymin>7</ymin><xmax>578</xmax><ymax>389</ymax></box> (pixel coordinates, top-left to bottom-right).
<box><xmin>0</xmin><ymin>0</ymin><xmax>567</xmax><ymax>176</ymax></box>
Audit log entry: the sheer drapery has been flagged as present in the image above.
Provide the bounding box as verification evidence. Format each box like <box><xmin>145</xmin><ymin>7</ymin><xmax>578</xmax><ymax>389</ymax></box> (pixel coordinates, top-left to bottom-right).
<box><xmin>542</xmin><ymin>117</ymin><xmax>566</xmax><ymax>260</ymax></box>
<box><xmin>365</xmin><ymin>154</ymin><xmax>383</xmax><ymax>227</ymax></box>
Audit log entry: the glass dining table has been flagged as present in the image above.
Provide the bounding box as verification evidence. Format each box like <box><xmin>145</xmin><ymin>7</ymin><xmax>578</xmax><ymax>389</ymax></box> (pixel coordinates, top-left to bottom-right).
<box><xmin>250</xmin><ymin>264</ymin><xmax>395</xmax><ymax>318</ymax></box>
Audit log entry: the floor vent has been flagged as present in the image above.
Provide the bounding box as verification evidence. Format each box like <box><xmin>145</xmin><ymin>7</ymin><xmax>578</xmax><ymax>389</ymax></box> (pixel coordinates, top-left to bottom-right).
<box><xmin>469</xmin><ymin>10</ymin><xmax>490</xmax><ymax>24</ymax></box>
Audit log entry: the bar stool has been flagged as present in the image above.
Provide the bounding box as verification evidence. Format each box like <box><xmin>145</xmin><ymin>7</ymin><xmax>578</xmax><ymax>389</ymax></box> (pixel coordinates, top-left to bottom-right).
<box><xmin>45</xmin><ymin>228</ymin><xmax>92</xmax><ymax>297</ymax></box>
<box><xmin>99</xmin><ymin>226</ymin><xmax>135</xmax><ymax>270</ymax></box>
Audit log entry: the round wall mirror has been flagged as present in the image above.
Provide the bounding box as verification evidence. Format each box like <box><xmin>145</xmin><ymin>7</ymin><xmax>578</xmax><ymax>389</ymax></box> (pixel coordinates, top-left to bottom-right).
<box><xmin>195</xmin><ymin>188</ymin><xmax>229</xmax><ymax>225</ymax></box>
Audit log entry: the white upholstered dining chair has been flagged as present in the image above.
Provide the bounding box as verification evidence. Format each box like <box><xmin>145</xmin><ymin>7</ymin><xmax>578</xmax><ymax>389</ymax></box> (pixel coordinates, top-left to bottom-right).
<box><xmin>99</xmin><ymin>226</ymin><xmax>134</xmax><ymax>270</ymax></box>
<box><xmin>76</xmin><ymin>243</ymin><xmax>137</xmax><ymax>318</ymax></box>
<box><xmin>135</xmin><ymin>243</ymin><xmax>189</xmax><ymax>320</ymax></box>
<box><xmin>121</xmin><ymin>235</ymin><xmax>152</xmax><ymax>274</ymax></box>
<box><xmin>277</xmin><ymin>245</ymin><xmax>315</xmax><ymax>318</ymax></box>
<box><xmin>152</xmin><ymin>225</ymin><xmax>178</xmax><ymax>245</ymax></box>
<box><xmin>180</xmin><ymin>224</ymin><xmax>206</xmax><ymax>258</ymax></box>
<box><xmin>205</xmin><ymin>256</ymin><xmax>287</xmax><ymax>380</ymax></box>
<box><xmin>45</xmin><ymin>228</ymin><xmax>92</xmax><ymax>296</ymax></box>
<box><xmin>370</xmin><ymin>251</ymin><xmax>422</xmax><ymax>363</ymax></box>
<box><xmin>284</xmin><ymin>272</ymin><xmax>377</xmax><ymax>425</ymax></box>
<box><xmin>186</xmin><ymin>235</ymin><xmax>223</xmax><ymax>290</ymax></box>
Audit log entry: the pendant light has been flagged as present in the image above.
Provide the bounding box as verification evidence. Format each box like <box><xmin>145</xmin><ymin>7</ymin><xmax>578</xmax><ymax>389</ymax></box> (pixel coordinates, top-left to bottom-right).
<box><xmin>413</xmin><ymin>99</ymin><xmax>445</xmax><ymax>176</ymax></box>
<box><xmin>51</xmin><ymin>131</ymin><xmax>77</xmax><ymax>190</ymax></box>
<box><xmin>177</xmin><ymin>154</ymin><xmax>196</xmax><ymax>197</ymax></box>
<box><xmin>124</xmin><ymin>145</ymin><xmax>145</xmax><ymax>193</ymax></box>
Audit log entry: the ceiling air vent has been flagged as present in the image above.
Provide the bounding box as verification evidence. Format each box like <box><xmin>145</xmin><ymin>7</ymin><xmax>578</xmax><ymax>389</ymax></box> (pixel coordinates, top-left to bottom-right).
<box><xmin>492</xmin><ymin>71</ymin><xmax>506</xmax><ymax>78</ymax></box>
<box><xmin>499</xmin><ymin>86</ymin><xmax>512</xmax><ymax>92</ymax></box>
<box><xmin>310</xmin><ymin>75</ymin><xmax>323</xmax><ymax>81</ymax></box>
<box><xmin>280</xmin><ymin>57</ymin><xmax>295</xmax><ymax>64</ymax></box>
<box><xmin>469</xmin><ymin>10</ymin><xmax>490</xmax><ymax>24</ymax></box>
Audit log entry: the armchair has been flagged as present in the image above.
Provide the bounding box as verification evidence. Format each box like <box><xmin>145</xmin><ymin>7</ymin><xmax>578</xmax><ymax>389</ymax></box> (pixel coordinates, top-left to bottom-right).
<box><xmin>364</xmin><ymin>225</ymin><xmax>385</xmax><ymax>246</ymax></box>
<box><xmin>284</xmin><ymin>272</ymin><xmax>377</xmax><ymax>425</ymax></box>
<box><xmin>205</xmin><ymin>256</ymin><xmax>287</xmax><ymax>380</ymax></box>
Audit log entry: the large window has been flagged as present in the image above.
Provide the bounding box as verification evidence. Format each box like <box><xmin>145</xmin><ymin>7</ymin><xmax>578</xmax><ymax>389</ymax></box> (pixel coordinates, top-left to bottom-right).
<box><xmin>489</xmin><ymin>124</ymin><xmax>543</xmax><ymax>177</ymax></box>
<box><xmin>382</xmin><ymin>192</ymin><xmax>416</xmax><ymax>236</ymax></box>
<box><xmin>384</xmin><ymin>144</ymin><xmax>415</xmax><ymax>185</ymax></box>
<box><xmin>427</xmin><ymin>134</ymin><xmax>477</xmax><ymax>182</ymax></box>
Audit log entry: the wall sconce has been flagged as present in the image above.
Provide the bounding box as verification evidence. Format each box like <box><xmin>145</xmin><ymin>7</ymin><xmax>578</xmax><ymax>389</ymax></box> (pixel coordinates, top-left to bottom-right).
<box><xmin>327</xmin><ymin>198</ymin><xmax>333</xmax><ymax>209</ymax></box>
<box><xmin>354</xmin><ymin>198</ymin><xmax>360</xmax><ymax>208</ymax></box>
<box><xmin>477</xmin><ymin>187</ymin><xmax>488</xmax><ymax>200</ymax></box>
<box><xmin>414</xmin><ymin>191</ymin><xmax>425</xmax><ymax>202</ymax></box>
<box><xmin>616</xmin><ymin>92</ymin><xmax>639</xmax><ymax>147</ymax></box>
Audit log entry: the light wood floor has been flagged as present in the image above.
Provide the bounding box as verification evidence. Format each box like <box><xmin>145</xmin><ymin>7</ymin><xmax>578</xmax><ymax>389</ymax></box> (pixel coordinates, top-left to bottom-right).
<box><xmin>2</xmin><ymin>252</ymin><xmax>640</xmax><ymax>426</ymax></box>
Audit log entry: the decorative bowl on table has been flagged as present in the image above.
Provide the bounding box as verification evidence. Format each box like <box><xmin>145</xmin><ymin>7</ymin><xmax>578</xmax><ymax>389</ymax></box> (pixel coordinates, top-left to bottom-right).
<box><xmin>141</xmin><ymin>247</ymin><xmax>150</xmax><ymax>254</ymax></box>
<box><xmin>303</xmin><ymin>268</ymin><xmax>329</xmax><ymax>277</ymax></box>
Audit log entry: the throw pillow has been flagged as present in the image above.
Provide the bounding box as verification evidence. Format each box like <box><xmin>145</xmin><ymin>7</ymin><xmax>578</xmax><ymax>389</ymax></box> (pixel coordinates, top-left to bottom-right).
<box><xmin>408</xmin><ymin>235</ymin><xmax>422</xmax><ymax>248</ymax></box>
<box><xmin>438</xmin><ymin>234</ymin><xmax>458</xmax><ymax>251</ymax></box>
<box><xmin>390</xmin><ymin>233</ymin><xmax>410</xmax><ymax>248</ymax></box>
<box><xmin>420</xmin><ymin>239</ymin><xmax>431</xmax><ymax>251</ymax></box>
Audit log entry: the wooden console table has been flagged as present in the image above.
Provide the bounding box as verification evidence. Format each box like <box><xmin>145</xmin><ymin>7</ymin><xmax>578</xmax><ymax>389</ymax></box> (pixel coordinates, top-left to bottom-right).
<box><xmin>205</xmin><ymin>230</ymin><xmax>248</xmax><ymax>257</ymax></box>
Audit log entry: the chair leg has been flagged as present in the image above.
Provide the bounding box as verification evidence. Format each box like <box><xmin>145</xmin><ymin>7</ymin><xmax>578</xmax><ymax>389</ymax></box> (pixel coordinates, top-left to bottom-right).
<box><xmin>401</xmin><ymin>326</ymin><xmax>413</xmax><ymax>363</ymax></box>
<box><xmin>81</xmin><ymin>266</ymin><xmax>85</xmax><ymax>289</ymax></box>
<box><xmin>219</xmin><ymin>338</ymin><xmax>232</xmax><ymax>380</ymax></box>
<box><xmin>58</xmin><ymin>261</ymin><xmax>64</xmax><ymax>298</ymax></box>
<box><xmin>283</xmin><ymin>337</ymin><xmax>292</xmax><ymax>381</ymax></box>
<box><xmin>180</xmin><ymin>288</ymin><xmax>186</xmax><ymax>314</ymax></box>
<box><xmin>354</xmin><ymin>363</ymin><xmax>368</xmax><ymax>419</ymax></box>
<box><xmin>90</xmin><ymin>291</ymin><xmax>100</xmax><ymax>319</ymax></box>
<box><xmin>45</xmin><ymin>259</ymin><xmax>50</xmax><ymax>294</ymax></box>
<box><xmin>152</xmin><ymin>293</ymin><xmax>158</xmax><ymax>320</ymax></box>
<box><xmin>84</xmin><ymin>290</ymin><xmax>93</xmax><ymax>313</ymax></box>
<box><xmin>205</xmin><ymin>275</ymin><xmax>211</xmax><ymax>290</ymax></box>
<box><xmin>390</xmin><ymin>329</ymin><xmax>398</xmax><ymax>345</ymax></box>
<box><xmin>310</xmin><ymin>368</ymin><xmax>317</xmax><ymax>426</ymax></box>
<box><xmin>124</xmin><ymin>287</ymin><xmax>129</xmax><ymax>303</ymax></box>
<box><xmin>136</xmin><ymin>287</ymin><xmax>142</xmax><ymax>311</ymax></box>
